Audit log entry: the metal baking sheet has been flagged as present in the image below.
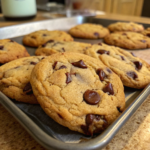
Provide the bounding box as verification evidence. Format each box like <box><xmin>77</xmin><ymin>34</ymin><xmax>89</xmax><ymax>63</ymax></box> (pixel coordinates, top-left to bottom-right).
<box><xmin>0</xmin><ymin>16</ymin><xmax>150</xmax><ymax>150</ymax></box>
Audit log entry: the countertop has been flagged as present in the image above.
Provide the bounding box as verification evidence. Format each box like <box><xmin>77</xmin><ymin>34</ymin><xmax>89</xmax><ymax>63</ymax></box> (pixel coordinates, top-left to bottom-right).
<box><xmin>1</xmin><ymin>11</ymin><xmax>150</xmax><ymax>150</ymax></box>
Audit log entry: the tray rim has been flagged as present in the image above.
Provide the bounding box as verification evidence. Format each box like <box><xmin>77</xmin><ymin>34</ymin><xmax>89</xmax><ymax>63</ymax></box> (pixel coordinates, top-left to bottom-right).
<box><xmin>0</xmin><ymin>85</ymin><xmax>150</xmax><ymax>150</ymax></box>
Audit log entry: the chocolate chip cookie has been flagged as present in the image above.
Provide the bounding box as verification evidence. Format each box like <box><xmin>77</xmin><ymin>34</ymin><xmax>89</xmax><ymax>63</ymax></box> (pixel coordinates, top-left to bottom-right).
<box><xmin>0</xmin><ymin>56</ymin><xmax>46</xmax><ymax>104</ymax></box>
<box><xmin>30</xmin><ymin>52</ymin><xmax>125</xmax><ymax>135</ymax></box>
<box><xmin>108</xmin><ymin>22</ymin><xmax>144</xmax><ymax>32</ymax></box>
<box><xmin>85</xmin><ymin>43</ymin><xmax>150</xmax><ymax>89</ymax></box>
<box><xmin>0</xmin><ymin>39</ymin><xmax>30</xmax><ymax>64</ymax></box>
<box><xmin>69</xmin><ymin>23</ymin><xmax>110</xmax><ymax>39</ymax></box>
<box><xmin>141</xmin><ymin>27</ymin><xmax>150</xmax><ymax>37</ymax></box>
<box><xmin>35</xmin><ymin>40</ymin><xmax>91</xmax><ymax>56</ymax></box>
<box><xmin>104</xmin><ymin>32</ymin><xmax>150</xmax><ymax>49</ymax></box>
<box><xmin>23</xmin><ymin>30</ymin><xmax>74</xmax><ymax>47</ymax></box>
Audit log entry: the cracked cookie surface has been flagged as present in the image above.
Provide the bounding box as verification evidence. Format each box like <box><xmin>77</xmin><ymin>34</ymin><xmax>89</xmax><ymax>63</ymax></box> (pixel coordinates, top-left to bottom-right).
<box><xmin>69</xmin><ymin>23</ymin><xmax>110</xmax><ymax>39</ymax></box>
<box><xmin>0</xmin><ymin>39</ymin><xmax>30</xmax><ymax>64</ymax></box>
<box><xmin>104</xmin><ymin>32</ymin><xmax>150</xmax><ymax>49</ymax></box>
<box><xmin>0</xmin><ymin>56</ymin><xmax>46</xmax><ymax>104</ymax></box>
<box><xmin>30</xmin><ymin>52</ymin><xmax>125</xmax><ymax>135</ymax></box>
<box><xmin>35</xmin><ymin>41</ymin><xmax>91</xmax><ymax>56</ymax></box>
<box><xmin>108</xmin><ymin>22</ymin><xmax>144</xmax><ymax>32</ymax></box>
<box><xmin>23</xmin><ymin>30</ymin><xmax>74</xmax><ymax>47</ymax></box>
<box><xmin>85</xmin><ymin>43</ymin><xmax>150</xmax><ymax>89</ymax></box>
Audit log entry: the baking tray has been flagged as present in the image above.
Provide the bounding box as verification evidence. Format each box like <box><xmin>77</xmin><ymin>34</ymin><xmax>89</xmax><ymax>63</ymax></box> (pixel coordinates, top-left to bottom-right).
<box><xmin>0</xmin><ymin>16</ymin><xmax>150</xmax><ymax>150</ymax></box>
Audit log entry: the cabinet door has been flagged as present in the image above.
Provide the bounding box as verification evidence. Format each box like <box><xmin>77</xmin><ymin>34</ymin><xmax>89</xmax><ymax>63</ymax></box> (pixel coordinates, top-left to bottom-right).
<box><xmin>112</xmin><ymin>0</ymin><xmax>144</xmax><ymax>16</ymax></box>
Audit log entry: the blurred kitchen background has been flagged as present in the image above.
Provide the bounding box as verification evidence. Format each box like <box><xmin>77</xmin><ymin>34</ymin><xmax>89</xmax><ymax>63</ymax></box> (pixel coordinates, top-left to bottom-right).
<box><xmin>0</xmin><ymin>0</ymin><xmax>150</xmax><ymax>17</ymax></box>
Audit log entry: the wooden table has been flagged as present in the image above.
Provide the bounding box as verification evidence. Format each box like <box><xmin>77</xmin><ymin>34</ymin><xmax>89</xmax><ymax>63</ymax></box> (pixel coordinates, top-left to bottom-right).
<box><xmin>1</xmin><ymin>12</ymin><xmax>150</xmax><ymax>150</ymax></box>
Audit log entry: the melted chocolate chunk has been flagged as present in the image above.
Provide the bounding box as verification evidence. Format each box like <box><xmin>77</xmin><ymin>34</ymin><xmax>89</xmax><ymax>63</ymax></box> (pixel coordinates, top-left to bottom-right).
<box><xmin>131</xmin><ymin>52</ymin><xmax>136</xmax><ymax>57</ymax></box>
<box><xmin>58</xmin><ymin>114</ymin><xmax>63</xmax><ymax>119</ymax></box>
<box><xmin>94</xmin><ymin>32</ymin><xmax>99</xmax><ymax>37</ymax></box>
<box><xmin>42</xmin><ymin>43</ymin><xmax>47</xmax><ymax>47</ymax></box>
<box><xmin>107</xmin><ymin>68</ymin><xmax>112</xmax><ymax>73</ymax></box>
<box><xmin>83</xmin><ymin>90</ymin><xmax>100</xmax><ymax>105</ymax></box>
<box><xmin>146</xmin><ymin>33</ymin><xmax>150</xmax><ymax>37</ymax></box>
<box><xmin>47</xmin><ymin>40</ymin><xmax>54</xmax><ymax>43</ymax></box>
<box><xmin>97</xmin><ymin>69</ymin><xmax>106</xmax><ymax>81</ymax></box>
<box><xmin>66</xmin><ymin>72</ymin><xmax>72</xmax><ymax>84</ymax></box>
<box><xmin>120</xmin><ymin>55</ymin><xmax>125</xmax><ymax>60</ymax></box>
<box><xmin>43</xmin><ymin>34</ymin><xmax>47</xmax><ymax>36</ymax></box>
<box><xmin>95</xmin><ymin>115</ymin><xmax>101</xmax><ymax>121</ymax></box>
<box><xmin>62</xmin><ymin>47</ymin><xmax>65</xmax><ymax>52</ymax></box>
<box><xmin>10</xmin><ymin>39</ymin><xmax>14</xmax><ymax>42</ymax></box>
<box><xmin>127</xmin><ymin>71</ymin><xmax>138</xmax><ymax>79</ymax></box>
<box><xmin>133</xmin><ymin>61</ymin><xmax>142</xmax><ymax>70</ymax></box>
<box><xmin>30</xmin><ymin>62</ymin><xmax>37</xmax><ymax>65</ymax></box>
<box><xmin>140</xmin><ymin>40</ymin><xmax>146</xmax><ymax>43</ymax></box>
<box><xmin>53</xmin><ymin>61</ymin><xmax>57</xmax><ymax>69</ymax></box>
<box><xmin>98</xmin><ymin>42</ymin><xmax>102</xmax><ymax>46</ymax></box>
<box><xmin>86</xmin><ymin>114</ymin><xmax>95</xmax><ymax>125</ymax></box>
<box><xmin>23</xmin><ymin>82</ymin><xmax>33</xmax><ymax>95</ymax></box>
<box><xmin>97</xmin><ymin>50</ymin><xmax>110</xmax><ymax>55</ymax></box>
<box><xmin>117</xmin><ymin>107</ymin><xmax>122</xmax><ymax>113</ymax></box>
<box><xmin>81</xmin><ymin>125</ymin><xmax>91</xmax><ymax>136</ymax></box>
<box><xmin>59</xmin><ymin>65</ymin><xmax>67</xmax><ymax>70</ymax></box>
<box><xmin>31</xmin><ymin>36</ymin><xmax>36</xmax><ymax>39</ymax></box>
<box><xmin>72</xmin><ymin>60</ymin><xmax>87</xmax><ymax>68</ymax></box>
<box><xmin>0</xmin><ymin>46</ymin><xmax>4</xmax><ymax>50</ymax></box>
<box><xmin>103</xmin><ymin>83</ymin><xmax>114</xmax><ymax>95</ymax></box>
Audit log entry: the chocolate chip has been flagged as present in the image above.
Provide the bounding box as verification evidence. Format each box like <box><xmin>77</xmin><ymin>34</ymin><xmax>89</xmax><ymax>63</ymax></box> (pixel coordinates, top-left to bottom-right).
<box><xmin>97</xmin><ymin>69</ymin><xmax>106</xmax><ymax>81</ymax></box>
<box><xmin>72</xmin><ymin>60</ymin><xmax>87</xmax><ymax>69</ymax></box>
<box><xmin>31</xmin><ymin>36</ymin><xmax>36</xmax><ymax>39</ymax></box>
<box><xmin>43</xmin><ymin>34</ymin><xmax>47</xmax><ymax>36</ymax></box>
<box><xmin>95</xmin><ymin>115</ymin><xmax>101</xmax><ymax>121</ymax></box>
<box><xmin>127</xmin><ymin>71</ymin><xmax>138</xmax><ymax>79</ymax></box>
<box><xmin>83</xmin><ymin>90</ymin><xmax>100</xmax><ymax>105</ymax></box>
<box><xmin>133</xmin><ymin>61</ymin><xmax>142</xmax><ymax>70</ymax></box>
<box><xmin>107</xmin><ymin>68</ymin><xmax>112</xmax><ymax>73</ymax></box>
<box><xmin>53</xmin><ymin>61</ymin><xmax>57</xmax><ymax>69</ymax></box>
<box><xmin>47</xmin><ymin>40</ymin><xmax>54</xmax><ymax>43</ymax></box>
<box><xmin>140</xmin><ymin>40</ymin><xmax>146</xmax><ymax>43</ymax></box>
<box><xmin>117</xmin><ymin>107</ymin><xmax>122</xmax><ymax>113</ymax></box>
<box><xmin>131</xmin><ymin>52</ymin><xmax>136</xmax><ymax>57</ymax></box>
<box><xmin>23</xmin><ymin>82</ymin><xmax>33</xmax><ymax>95</ymax></box>
<box><xmin>81</xmin><ymin>125</ymin><xmax>91</xmax><ymax>136</ymax></box>
<box><xmin>86</xmin><ymin>114</ymin><xmax>95</xmax><ymax>125</ymax></box>
<box><xmin>120</xmin><ymin>55</ymin><xmax>125</xmax><ymax>60</ymax></box>
<box><xmin>0</xmin><ymin>46</ymin><xmax>3</xmax><ymax>50</ymax></box>
<box><xmin>62</xmin><ymin>47</ymin><xmax>65</xmax><ymax>52</ymax></box>
<box><xmin>94</xmin><ymin>32</ymin><xmax>99</xmax><ymax>37</ymax></box>
<box><xmin>58</xmin><ymin>114</ymin><xmax>63</xmax><ymax>119</ymax></box>
<box><xmin>10</xmin><ymin>39</ymin><xmax>14</xmax><ymax>42</ymax></box>
<box><xmin>42</xmin><ymin>43</ymin><xmax>47</xmax><ymax>47</ymax></box>
<box><xmin>30</xmin><ymin>62</ymin><xmax>37</xmax><ymax>65</ymax></box>
<box><xmin>146</xmin><ymin>33</ymin><xmax>150</xmax><ymax>37</ymax></box>
<box><xmin>103</xmin><ymin>83</ymin><xmax>114</xmax><ymax>95</ymax></box>
<box><xmin>97</xmin><ymin>50</ymin><xmax>109</xmax><ymax>55</ymax></box>
<box><xmin>66</xmin><ymin>72</ymin><xmax>72</xmax><ymax>84</ymax></box>
<box><xmin>59</xmin><ymin>65</ymin><xmax>67</xmax><ymax>70</ymax></box>
<box><xmin>98</xmin><ymin>42</ymin><xmax>102</xmax><ymax>46</ymax></box>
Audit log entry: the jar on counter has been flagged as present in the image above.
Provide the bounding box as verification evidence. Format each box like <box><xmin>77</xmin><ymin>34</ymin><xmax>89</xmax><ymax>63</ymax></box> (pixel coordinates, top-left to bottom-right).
<box><xmin>1</xmin><ymin>0</ymin><xmax>37</xmax><ymax>20</ymax></box>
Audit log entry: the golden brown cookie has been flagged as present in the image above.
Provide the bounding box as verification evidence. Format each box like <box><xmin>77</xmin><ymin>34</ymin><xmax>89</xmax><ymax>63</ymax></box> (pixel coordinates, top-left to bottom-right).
<box><xmin>0</xmin><ymin>39</ymin><xmax>30</xmax><ymax>64</ymax></box>
<box><xmin>85</xmin><ymin>43</ymin><xmax>150</xmax><ymax>89</ymax></box>
<box><xmin>69</xmin><ymin>23</ymin><xmax>109</xmax><ymax>39</ymax></box>
<box><xmin>104</xmin><ymin>32</ymin><xmax>150</xmax><ymax>49</ymax></box>
<box><xmin>0</xmin><ymin>56</ymin><xmax>46</xmax><ymax>104</ymax></box>
<box><xmin>35</xmin><ymin>40</ymin><xmax>91</xmax><ymax>56</ymax></box>
<box><xmin>30</xmin><ymin>52</ymin><xmax>125</xmax><ymax>135</ymax></box>
<box><xmin>108</xmin><ymin>22</ymin><xmax>144</xmax><ymax>32</ymax></box>
<box><xmin>141</xmin><ymin>27</ymin><xmax>150</xmax><ymax>37</ymax></box>
<box><xmin>23</xmin><ymin>30</ymin><xmax>74</xmax><ymax>47</ymax></box>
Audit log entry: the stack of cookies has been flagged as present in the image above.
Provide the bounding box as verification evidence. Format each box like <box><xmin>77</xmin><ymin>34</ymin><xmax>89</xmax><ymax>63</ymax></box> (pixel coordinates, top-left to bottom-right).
<box><xmin>0</xmin><ymin>21</ymin><xmax>150</xmax><ymax>136</ymax></box>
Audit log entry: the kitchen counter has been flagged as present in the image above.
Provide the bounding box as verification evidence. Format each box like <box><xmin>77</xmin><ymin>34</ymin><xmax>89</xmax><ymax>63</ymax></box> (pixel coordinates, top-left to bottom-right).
<box><xmin>0</xmin><ymin>11</ymin><xmax>150</xmax><ymax>150</ymax></box>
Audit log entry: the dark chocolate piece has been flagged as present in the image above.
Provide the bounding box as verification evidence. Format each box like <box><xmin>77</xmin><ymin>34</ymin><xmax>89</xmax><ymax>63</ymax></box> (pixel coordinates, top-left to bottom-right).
<box><xmin>72</xmin><ymin>60</ymin><xmax>87</xmax><ymax>68</ymax></box>
<box><xmin>103</xmin><ymin>83</ymin><xmax>114</xmax><ymax>95</ymax></box>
